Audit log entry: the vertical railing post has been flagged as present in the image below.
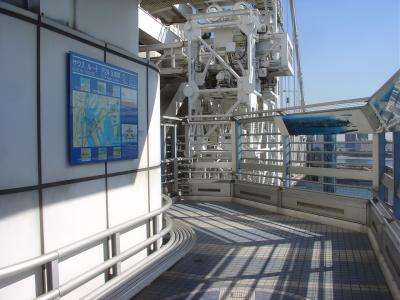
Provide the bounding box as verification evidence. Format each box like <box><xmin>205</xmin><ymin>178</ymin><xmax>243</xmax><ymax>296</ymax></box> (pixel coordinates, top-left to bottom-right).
<box><xmin>173</xmin><ymin>124</ymin><xmax>179</xmax><ymax>193</ymax></box>
<box><xmin>282</xmin><ymin>135</ymin><xmax>291</xmax><ymax>188</ymax></box>
<box><xmin>152</xmin><ymin>215</ymin><xmax>160</xmax><ymax>251</ymax></box>
<box><xmin>111</xmin><ymin>233</ymin><xmax>121</xmax><ymax>277</ymax></box>
<box><xmin>323</xmin><ymin>135</ymin><xmax>336</xmax><ymax>193</ymax></box>
<box><xmin>160</xmin><ymin>124</ymin><xmax>165</xmax><ymax>160</ymax></box>
<box><xmin>393</xmin><ymin>132</ymin><xmax>400</xmax><ymax>219</ymax></box>
<box><xmin>231</xmin><ymin>120</ymin><xmax>240</xmax><ymax>195</ymax></box>
<box><xmin>46</xmin><ymin>260</ymin><xmax>59</xmax><ymax>297</ymax></box>
<box><xmin>171</xmin><ymin>48</ymin><xmax>176</xmax><ymax>69</ymax></box>
<box><xmin>185</xmin><ymin>124</ymin><xmax>191</xmax><ymax>160</ymax></box>
<box><xmin>372</xmin><ymin>132</ymin><xmax>386</xmax><ymax>200</ymax></box>
<box><xmin>163</xmin><ymin>124</ymin><xmax>168</xmax><ymax>161</ymax></box>
<box><xmin>231</xmin><ymin>120</ymin><xmax>240</xmax><ymax>176</ymax></box>
<box><xmin>185</xmin><ymin>124</ymin><xmax>192</xmax><ymax>180</ymax></box>
<box><xmin>161</xmin><ymin>124</ymin><xmax>166</xmax><ymax>192</ymax></box>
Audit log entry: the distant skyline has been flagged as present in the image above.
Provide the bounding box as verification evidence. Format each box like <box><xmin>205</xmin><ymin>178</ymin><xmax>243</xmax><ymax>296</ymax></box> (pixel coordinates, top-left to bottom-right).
<box><xmin>289</xmin><ymin>0</ymin><xmax>400</xmax><ymax>104</ymax></box>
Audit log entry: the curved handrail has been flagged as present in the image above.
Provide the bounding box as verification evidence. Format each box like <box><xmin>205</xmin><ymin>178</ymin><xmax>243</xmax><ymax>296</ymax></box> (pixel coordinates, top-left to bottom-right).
<box><xmin>369</xmin><ymin>195</ymin><xmax>400</xmax><ymax>243</ymax></box>
<box><xmin>82</xmin><ymin>220</ymin><xmax>196</xmax><ymax>299</ymax></box>
<box><xmin>37</xmin><ymin>217</ymin><xmax>174</xmax><ymax>300</ymax></box>
<box><xmin>0</xmin><ymin>195</ymin><xmax>172</xmax><ymax>284</ymax></box>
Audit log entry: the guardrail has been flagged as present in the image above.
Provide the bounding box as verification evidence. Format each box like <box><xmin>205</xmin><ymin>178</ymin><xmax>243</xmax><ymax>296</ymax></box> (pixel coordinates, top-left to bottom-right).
<box><xmin>170</xmin><ymin>110</ymin><xmax>393</xmax><ymax>202</ymax></box>
<box><xmin>235</xmin><ymin>114</ymin><xmax>373</xmax><ymax>198</ymax></box>
<box><xmin>0</xmin><ymin>195</ymin><xmax>174</xmax><ymax>299</ymax></box>
<box><xmin>83</xmin><ymin>220</ymin><xmax>196</xmax><ymax>299</ymax></box>
<box><xmin>370</xmin><ymin>193</ymin><xmax>398</xmax><ymax>237</ymax></box>
<box><xmin>233</xmin><ymin>97</ymin><xmax>369</xmax><ymax>120</ymax></box>
<box><xmin>368</xmin><ymin>194</ymin><xmax>400</xmax><ymax>299</ymax></box>
<box><xmin>161</xmin><ymin>117</ymin><xmax>187</xmax><ymax>195</ymax></box>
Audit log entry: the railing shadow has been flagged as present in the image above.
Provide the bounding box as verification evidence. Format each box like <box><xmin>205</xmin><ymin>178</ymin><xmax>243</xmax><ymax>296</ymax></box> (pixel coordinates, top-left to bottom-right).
<box><xmin>139</xmin><ymin>201</ymin><xmax>391</xmax><ymax>300</ymax></box>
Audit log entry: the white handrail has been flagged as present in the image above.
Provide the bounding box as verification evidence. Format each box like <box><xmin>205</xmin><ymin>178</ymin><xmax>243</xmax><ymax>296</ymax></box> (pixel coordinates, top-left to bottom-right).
<box><xmin>0</xmin><ymin>195</ymin><xmax>173</xmax><ymax>299</ymax></box>
<box><xmin>37</xmin><ymin>218</ymin><xmax>173</xmax><ymax>300</ymax></box>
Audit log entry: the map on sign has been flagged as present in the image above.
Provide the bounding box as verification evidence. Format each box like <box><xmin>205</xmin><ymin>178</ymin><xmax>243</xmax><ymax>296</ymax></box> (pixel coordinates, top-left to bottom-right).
<box><xmin>68</xmin><ymin>52</ymin><xmax>138</xmax><ymax>164</ymax></box>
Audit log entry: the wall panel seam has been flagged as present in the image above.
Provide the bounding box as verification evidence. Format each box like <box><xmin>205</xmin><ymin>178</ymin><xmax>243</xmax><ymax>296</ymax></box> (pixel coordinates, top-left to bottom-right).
<box><xmin>0</xmin><ymin>165</ymin><xmax>161</xmax><ymax>196</ymax></box>
<box><xmin>0</xmin><ymin>7</ymin><xmax>160</xmax><ymax>73</ymax></box>
<box><xmin>36</xmin><ymin>12</ymin><xmax>47</xmax><ymax>294</ymax></box>
<box><xmin>146</xmin><ymin>64</ymin><xmax>151</xmax><ymax>255</ymax></box>
<box><xmin>0</xmin><ymin>7</ymin><xmax>36</xmax><ymax>24</ymax></box>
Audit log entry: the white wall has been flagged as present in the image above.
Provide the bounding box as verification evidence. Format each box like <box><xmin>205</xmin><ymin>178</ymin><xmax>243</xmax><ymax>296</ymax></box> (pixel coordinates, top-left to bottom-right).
<box><xmin>75</xmin><ymin>0</ymin><xmax>139</xmax><ymax>55</ymax></box>
<box><xmin>42</xmin><ymin>180</ymin><xmax>107</xmax><ymax>300</ymax></box>
<box><xmin>0</xmin><ymin>12</ymin><xmax>38</xmax><ymax>190</ymax></box>
<box><xmin>0</xmin><ymin>191</ymin><xmax>42</xmax><ymax>299</ymax></box>
<box><xmin>40</xmin><ymin>0</ymin><xmax>139</xmax><ymax>55</ymax></box>
<box><xmin>0</xmin><ymin>2</ymin><xmax>161</xmax><ymax>298</ymax></box>
<box><xmin>40</xmin><ymin>0</ymin><xmax>75</xmax><ymax>26</ymax></box>
<box><xmin>0</xmin><ymin>11</ymin><xmax>42</xmax><ymax>299</ymax></box>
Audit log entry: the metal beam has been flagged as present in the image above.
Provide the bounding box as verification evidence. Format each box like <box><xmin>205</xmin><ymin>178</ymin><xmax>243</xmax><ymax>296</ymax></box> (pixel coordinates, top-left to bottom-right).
<box><xmin>198</xmin><ymin>37</ymin><xmax>240</xmax><ymax>80</ymax></box>
<box><xmin>393</xmin><ymin>132</ymin><xmax>400</xmax><ymax>219</ymax></box>
<box><xmin>289</xmin><ymin>0</ymin><xmax>305</xmax><ymax>107</ymax></box>
<box><xmin>289</xmin><ymin>166</ymin><xmax>373</xmax><ymax>181</ymax></box>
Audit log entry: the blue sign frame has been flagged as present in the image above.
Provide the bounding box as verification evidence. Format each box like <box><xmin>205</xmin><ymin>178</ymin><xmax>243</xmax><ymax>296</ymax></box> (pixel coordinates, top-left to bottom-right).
<box><xmin>68</xmin><ymin>52</ymin><xmax>138</xmax><ymax>164</ymax></box>
<box><xmin>282</xmin><ymin>114</ymin><xmax>358</xmax><ymax>135</ymax></box>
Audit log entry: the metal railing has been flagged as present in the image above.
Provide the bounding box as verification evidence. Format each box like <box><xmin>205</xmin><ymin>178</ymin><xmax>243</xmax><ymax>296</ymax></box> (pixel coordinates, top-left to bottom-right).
<box><xmin>174</xmin><ymin>113</ymin><xmax>376</xmax><ymax>199</ymax></box>
<box><xmin>82</xmin><ymin>219</ymin><xmax>196</xmax><ymax>299</ymax></box>
<box><xmin>236</xmin><ymin>120</ymin><xmax>374</xmax><ymax>198</ymax></box>
<box><xmin>386</xmin><ymin>138</ymin><xmax>393</xmax><ymax>173</ymax></box>
<box><xmin>233</xmin><ymin>97</ymin><xmax>369</xmax><ymax>120</ymax></box>
<box><xmin>161</xmin><ymin>117</ymin><xmax>188</xmax><ymax>195</ymax></box>
<box><xmin>183</xmin><ymin>119</ymin><xmax>234</xmax><ymax>185</ymax></box>
<box><xmin>0</xmin><ymin>195</ymin><xmax>173</xmax><ymax>299</ymax></box>
<box><xmin>167</xmin><ymin>110</ymin><xmax>396</xmax><ymax>203</ymax></box>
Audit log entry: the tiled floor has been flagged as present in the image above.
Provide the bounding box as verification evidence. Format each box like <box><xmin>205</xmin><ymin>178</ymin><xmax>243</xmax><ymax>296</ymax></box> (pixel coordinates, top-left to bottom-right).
<box><xmin>135</xmin><ymin>201</ymin><xmax>392</xmax><ymax>300</ymax></box>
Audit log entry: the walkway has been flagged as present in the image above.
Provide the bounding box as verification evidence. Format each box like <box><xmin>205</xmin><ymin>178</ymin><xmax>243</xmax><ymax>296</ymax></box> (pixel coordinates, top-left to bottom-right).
<box><xmin>135</xmin><ymin>201</ymin><xmax>391</xmax><ymax>300</ymax></box>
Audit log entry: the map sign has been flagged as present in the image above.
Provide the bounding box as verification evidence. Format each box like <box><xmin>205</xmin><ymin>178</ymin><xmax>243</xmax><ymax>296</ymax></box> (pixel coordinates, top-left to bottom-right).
<box><xmin>68</xmin><ymin>52</ymin><xmax>138</xmax><ymax>164</ymax></box>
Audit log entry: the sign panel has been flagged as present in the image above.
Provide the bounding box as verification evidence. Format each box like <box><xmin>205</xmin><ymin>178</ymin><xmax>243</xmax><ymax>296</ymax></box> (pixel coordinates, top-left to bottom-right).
<box><xmin>68</xmin><ymin>52</ymin><xmax>138</xmax><ymax>164</ymax></box>
<box><xmin>277</xmin><ymin>109</ymin><xmax>374</xmax><ymax>136</ymax></box>
<box><xmin>368</xmin><ymin>69</ymin><xmax>400</xmax><ymax>132</ymax></box>
<box><xmin>275</xmin><ymin>70</ymin><xmax>400</xmax><ymax>136</ymax></box>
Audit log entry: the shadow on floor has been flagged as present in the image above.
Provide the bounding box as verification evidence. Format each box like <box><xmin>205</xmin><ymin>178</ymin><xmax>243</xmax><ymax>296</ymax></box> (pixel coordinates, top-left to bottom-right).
<box><xmin>134</xmin><ymin>201</ymin><xmax>392</xmax><ymax>300</ymax></box>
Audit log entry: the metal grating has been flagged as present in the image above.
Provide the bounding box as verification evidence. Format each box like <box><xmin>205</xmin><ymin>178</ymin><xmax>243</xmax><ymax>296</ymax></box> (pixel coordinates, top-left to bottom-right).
<box><xmin>135</xmin><ymin>201</ymin><xmax>392</xmax><ymax>300</ymax></box>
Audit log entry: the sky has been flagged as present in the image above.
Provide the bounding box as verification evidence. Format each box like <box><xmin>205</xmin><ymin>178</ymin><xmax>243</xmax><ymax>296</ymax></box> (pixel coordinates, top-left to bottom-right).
<box><xmin>287</xmin><ymin>0</ymin><xmax>400</xmax><ymax>104</ymax></box>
